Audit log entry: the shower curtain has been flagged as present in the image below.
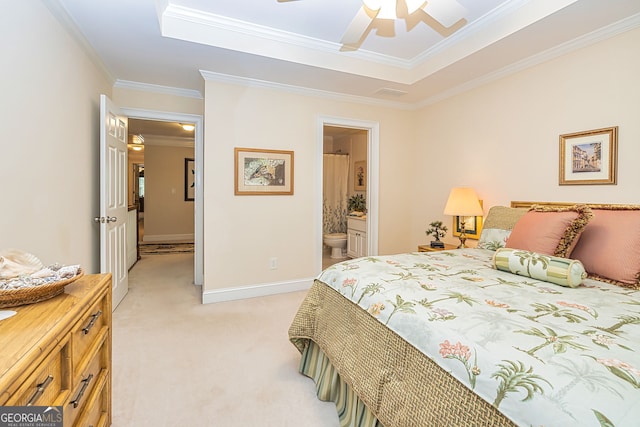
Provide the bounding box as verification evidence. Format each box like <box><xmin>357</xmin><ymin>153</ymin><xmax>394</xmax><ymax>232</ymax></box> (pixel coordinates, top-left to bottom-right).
<box><xmin>323</xmin><ymin>154</ymin><xmax>350</xmax><ymax>234</ymax></box>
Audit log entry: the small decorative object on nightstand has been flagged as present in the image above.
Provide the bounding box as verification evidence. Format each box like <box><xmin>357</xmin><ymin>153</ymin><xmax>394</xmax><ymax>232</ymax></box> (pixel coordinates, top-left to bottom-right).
<box><xmin>425</xmin><ymin>221</ymin><xmax>448</xmax><ymax>248</ymax></box>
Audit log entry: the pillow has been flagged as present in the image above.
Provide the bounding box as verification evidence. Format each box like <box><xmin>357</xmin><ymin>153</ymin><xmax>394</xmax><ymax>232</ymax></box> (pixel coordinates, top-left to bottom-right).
<box><xmin>505</xmin><ymin>204</ymin><xmax>593</xmax><ymax>257</ymax></box>
<box><xmin>570</xmin><ymin>206</ymin><xmax>640</xmax><ymax>289</ymax></box>
<box><xmin>477</xmin><ymin>206</ymin><xmax>528</xmax><ymax>251</ymax></box>
<box><xmin>492</xmin><ymin>248</ymin><xmax>586</xmax><ymax>288</ymax></box>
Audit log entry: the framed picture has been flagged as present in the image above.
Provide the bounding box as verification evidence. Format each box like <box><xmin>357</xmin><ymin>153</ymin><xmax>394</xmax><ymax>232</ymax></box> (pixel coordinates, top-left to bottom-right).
<box><xmin>184</xmin><ymin>158</ymin><xmax>195</xmax><ymax>201</ymax></box>
<box><xmin>354</xmin><ymin>160</ymin><xmax>366</xmax><ymax>191</ymax></box>
<box><xmin>234</xmin><ymin>148</ymin><xmax>294</xmax><ymax>195</ymax></box>
<box><xmin>559</xmin><ymin>126</ymin><xmax>618</xmax><ymax>185</ymax></box>
<box><xmin>452</xmin><ymin>200</ymin><xmax>483</xmax><ymax>239</ymax></box>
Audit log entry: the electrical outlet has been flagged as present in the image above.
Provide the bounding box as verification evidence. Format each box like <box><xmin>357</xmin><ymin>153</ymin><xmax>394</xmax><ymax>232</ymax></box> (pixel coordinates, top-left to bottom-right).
<box><xmin>269</xmin><ymin>257</ymin><xmax>278</xmax><ymax>270</ymax></box>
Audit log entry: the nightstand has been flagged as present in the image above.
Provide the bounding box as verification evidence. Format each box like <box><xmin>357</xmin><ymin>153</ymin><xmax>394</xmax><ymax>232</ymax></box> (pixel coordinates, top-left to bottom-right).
<box><xmin>418</xmin><ymin>243</ymin><xmax>458</xmax><ymax>252</ymax></box>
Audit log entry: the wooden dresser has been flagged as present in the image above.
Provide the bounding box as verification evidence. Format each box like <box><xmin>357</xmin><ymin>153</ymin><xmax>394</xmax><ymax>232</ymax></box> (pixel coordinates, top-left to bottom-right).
<box><xmin>0</xmin><ymin>274</ymin><xmax>112</xmax><ymax>427</ymax></box>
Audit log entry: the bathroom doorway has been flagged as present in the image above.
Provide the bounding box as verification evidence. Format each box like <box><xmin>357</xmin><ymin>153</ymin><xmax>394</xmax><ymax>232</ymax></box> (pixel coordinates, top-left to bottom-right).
<box><xmin>322</xmin><ymin>126</ymin><xmax>367</xmax><ymax>269</ymax></box>
<box><xmin>318</xmin><ymin>116</ymin><xmax>379</xmax><ymax>272</ymax></box>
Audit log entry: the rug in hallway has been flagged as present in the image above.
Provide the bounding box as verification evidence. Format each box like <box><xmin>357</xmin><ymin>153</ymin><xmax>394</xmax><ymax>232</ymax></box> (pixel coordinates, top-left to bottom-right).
<box><xmin>138</xmin><ymin>243</ymin><xmax>194</xmax><ymax>255</ymax></box>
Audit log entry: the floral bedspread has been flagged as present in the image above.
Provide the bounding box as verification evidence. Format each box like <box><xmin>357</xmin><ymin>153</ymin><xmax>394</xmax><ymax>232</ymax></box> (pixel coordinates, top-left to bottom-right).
<box><xmin>317</xmin><ymin>249</ymin><xmax>640</xmax><ymax>427</ymax></box>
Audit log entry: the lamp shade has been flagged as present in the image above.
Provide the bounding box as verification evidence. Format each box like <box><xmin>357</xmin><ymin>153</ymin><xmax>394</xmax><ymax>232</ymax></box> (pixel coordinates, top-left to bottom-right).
<box><xmin>443</xmin><ymin>187</ymin><xmax>483</xmax><ymax>216</ymax></box>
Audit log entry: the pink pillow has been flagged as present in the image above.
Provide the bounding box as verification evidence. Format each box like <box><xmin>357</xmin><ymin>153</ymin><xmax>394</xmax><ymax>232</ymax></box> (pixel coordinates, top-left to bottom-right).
<box><xmin>570</xmin><ymin>208</ymin><xmax>640</xmax><ymax>288</ymax></box>
<box><xmin>505</xmin><ymin>205</ymin><xmax>593</xmax><ymax>257</ymax></box>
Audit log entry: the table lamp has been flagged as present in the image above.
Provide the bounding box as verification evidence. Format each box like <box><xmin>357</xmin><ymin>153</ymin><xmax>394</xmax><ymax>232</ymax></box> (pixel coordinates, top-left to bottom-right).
<box><xmin>443</xmin><ymin>187</ymin><xmax>483</xmax><ymax>248</ymax></box>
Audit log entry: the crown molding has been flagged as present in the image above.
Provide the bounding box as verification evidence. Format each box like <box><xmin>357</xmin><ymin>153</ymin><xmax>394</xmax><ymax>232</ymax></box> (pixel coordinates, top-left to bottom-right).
<box><xmin>417</xmin><ymin>12</ymin><xmax>640</xmax><ymax>108</ymax></box>
<box><xmin>43</xmin><ymin>0</ymin><xmax>115</xmax><ymax>85</ymax></box>
<box><xmin>163</xmin><ymin>4</ymin><xmax>411</xmax><ymax>69</ymax></box>
<box><xmin>113</xmin><ymin>80</ymin><xmax>203</xmax><ymax>99</ymax></box>
<box><xmin>199</xmin><ymin>70</ymin><xmax>414</xmax><ymax>110</ymax></box>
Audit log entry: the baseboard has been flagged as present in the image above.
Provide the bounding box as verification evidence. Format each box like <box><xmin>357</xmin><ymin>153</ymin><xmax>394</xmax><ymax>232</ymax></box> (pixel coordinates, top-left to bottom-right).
<box><xmin>202</xmin><ymin>277</ymin><xmax>314</xmax><ymax>304</ymax></box>
<box><xmin>143</xmin><ymin>233</ymin><xmax>194</xmax><ymax>243</ymax></box>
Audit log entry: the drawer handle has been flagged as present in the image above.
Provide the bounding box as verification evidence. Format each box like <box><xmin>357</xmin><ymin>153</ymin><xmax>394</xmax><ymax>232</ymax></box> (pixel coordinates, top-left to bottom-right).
<box><xmin>27</xmin><ymin>375</ymin><xmax>54</xmax><ymax>406</ymax></box>
<box><xmin>82</xmin><ymin>310</ymin><xmax>103</xmax><ymax>335</ymax></box>
<box><xmin>70</xmin><ymin>374</ymin><xmax>93</xmax><ymax>408</ymax></box>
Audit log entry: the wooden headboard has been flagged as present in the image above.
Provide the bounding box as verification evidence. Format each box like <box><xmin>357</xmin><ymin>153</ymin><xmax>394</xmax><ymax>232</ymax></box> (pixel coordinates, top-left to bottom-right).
<box><xmin>510</xmin><ymin>201</ymin><xmax>639</xmax><ymax>209</ymax></box>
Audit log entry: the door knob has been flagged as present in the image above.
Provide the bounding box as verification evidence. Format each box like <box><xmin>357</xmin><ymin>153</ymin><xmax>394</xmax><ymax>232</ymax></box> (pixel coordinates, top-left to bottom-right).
<box><xmin>93</xmin><ymin>216</ymin><xmax>118</xmax><ymax>223</ymax></box>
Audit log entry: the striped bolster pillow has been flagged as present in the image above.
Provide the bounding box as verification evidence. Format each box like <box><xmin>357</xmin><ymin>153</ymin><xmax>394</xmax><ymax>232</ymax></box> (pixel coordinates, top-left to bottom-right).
<box><xmin>492</xmin><ymin>248</ymin><xmax>586</xmax><ymax>288</ymax></box>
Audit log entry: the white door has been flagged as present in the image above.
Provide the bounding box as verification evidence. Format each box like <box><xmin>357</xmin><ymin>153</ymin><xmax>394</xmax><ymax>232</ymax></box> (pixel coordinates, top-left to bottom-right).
<box><xmin>99</xmin><ymin>94</ymin><xmax>128</xmax><ymax>309</ymax></box>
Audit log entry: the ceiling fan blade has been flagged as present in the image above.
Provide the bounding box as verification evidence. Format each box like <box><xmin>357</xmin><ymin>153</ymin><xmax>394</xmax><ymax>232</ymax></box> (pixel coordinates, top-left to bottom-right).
<box><xmin>341</xmin><ymin>6</ymin><xmax>377</xmax><ymax>46</ymax></box>
<box><xmin>421</xmin><ymin>0</ymin><xmax>466</xmax><ymax>28</ymax></box>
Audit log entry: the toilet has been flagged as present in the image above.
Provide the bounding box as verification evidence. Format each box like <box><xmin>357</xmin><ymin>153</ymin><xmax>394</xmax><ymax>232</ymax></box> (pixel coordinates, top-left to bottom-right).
<box><xmin>324</xmin><ymin>233</ymin><xmax>347</xmax><ymax>259</ymax></box>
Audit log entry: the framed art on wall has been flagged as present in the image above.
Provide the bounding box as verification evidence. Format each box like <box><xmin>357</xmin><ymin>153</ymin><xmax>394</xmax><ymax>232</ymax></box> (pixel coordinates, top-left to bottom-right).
<box><xmin>354</xmin><ymin>160</ymin><xmax>366</xmax><ymax>191</ymax></box>
<box><xmin>184</xmin><ymin>157</ymin><xmax>195</xmax><ymax>201</ymax></box>
<box><xmin>234</xmin><ymin>148</ymin><xmax>294</xmax><ymax>195</ymax></box>
<box><xmin>559</xmin><ymin>126</ymin><xmax>618</xmax><ymax>185</ymax></box>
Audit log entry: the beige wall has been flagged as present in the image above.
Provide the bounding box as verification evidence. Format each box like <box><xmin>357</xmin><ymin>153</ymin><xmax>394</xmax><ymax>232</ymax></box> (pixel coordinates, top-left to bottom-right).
<box><xmin>112</xmin><ymin>88</ymin><xmax>203</xmax><ymax>117</ymax></box>
<box><xmin>5</xmin><ymin>2</ymin><xmax>638</xmax><ymax>300</ymax></box>
<box><xmin>0</xmin><ymin>1</ymin><xmax>112</xmax><ymax>272</ymax></box>
<box><xmin>203</xmin><ymin>82</ymin><xmax>414</xmax><ymax>294</ymax></box>
<box><xmin>143</xmin><ymin>145</ymin><xmax>195</xmax><ymax>241</ymax></box>
<box><xmin>410</xmin><ymin>28</ymin><xmax>640</xmax><ymax>249</ymax></box>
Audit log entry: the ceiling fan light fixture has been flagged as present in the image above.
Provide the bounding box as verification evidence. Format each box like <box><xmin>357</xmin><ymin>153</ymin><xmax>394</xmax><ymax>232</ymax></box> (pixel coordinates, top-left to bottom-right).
<box><xmin>363</xmin><ymin>0</ymin><xmax>397</xmax><ymax>19</ymax></box>
<box><xmin>405</xmin><ymin>0</ymin><xmax>427</xmax><ymax>15</ymax></box>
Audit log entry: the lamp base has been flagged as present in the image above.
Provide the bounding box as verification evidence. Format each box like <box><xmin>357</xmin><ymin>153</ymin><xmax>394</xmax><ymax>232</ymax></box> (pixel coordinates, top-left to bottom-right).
<box><xmin>457</xmin><ymin>220</ymin><xmax>468</xmax><ymax>248</ymax></box>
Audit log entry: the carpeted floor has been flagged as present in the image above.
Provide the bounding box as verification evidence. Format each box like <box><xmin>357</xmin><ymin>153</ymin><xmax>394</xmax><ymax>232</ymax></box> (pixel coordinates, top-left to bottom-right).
<box><xmin>138</xmin><ymin>242</ymin><xmax>194</xmax><ymax>255</ymax></box>
<box><xmin>112</xmin><ymin>253</ymin><xmax>339</xmax><ymax>426</ymax></box>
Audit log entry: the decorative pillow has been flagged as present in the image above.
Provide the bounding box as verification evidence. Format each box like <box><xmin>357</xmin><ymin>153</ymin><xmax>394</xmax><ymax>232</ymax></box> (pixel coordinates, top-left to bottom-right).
<box><xmin>505</xmin><ymin>204</ymin><xmax>593</xmax><ymax>257</ymax></box>
<box><xmin>477</xmin><ymin>206</ymin><xmax>528</xmax><ymax>251</ymax></box>
<box><xmin>570</xmin><ymin>206</ymin><xmax>640</xmax><ymax>289</ymax></box>
<box><xmin>492</xmin><ymin>248</ymin><xmax>586</xmax><ymax>288</ymax></box>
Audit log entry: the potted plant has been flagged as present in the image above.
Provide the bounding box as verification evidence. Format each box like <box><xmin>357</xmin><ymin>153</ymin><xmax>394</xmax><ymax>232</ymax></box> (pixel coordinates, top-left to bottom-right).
<box><xmin>425</xmin><ymin>221</ymin><xmax>448</xmax><ymax>248</ymax></box>
<box><xmin>347</xmin><ymin>194</ymin><xmax>366</xmax><ymax>214</ymax></box>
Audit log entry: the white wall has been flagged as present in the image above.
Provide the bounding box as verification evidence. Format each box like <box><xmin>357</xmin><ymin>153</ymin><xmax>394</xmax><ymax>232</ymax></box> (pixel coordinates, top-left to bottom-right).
<box><xmin>0</xmin><ymin>1</ymin><xmax>112</xmax><ymax>271</ymax></box>
<box><xmin>410</xmin><ymin>28</ymin><xmax>640</xmax><ymax>249</ymax></box>
<box><xmin>202</xmin><ymin>82</ymin><xmax>414</xmax><ymax>298</ymax></box>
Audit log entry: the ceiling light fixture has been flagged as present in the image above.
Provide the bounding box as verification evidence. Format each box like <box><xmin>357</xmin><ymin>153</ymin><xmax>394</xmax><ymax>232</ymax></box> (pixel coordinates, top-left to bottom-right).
<box><xmin>362</xmin><ymin>0</ymin><xmax>426</xmax><ymax>20</ymax></box>
<box><xmin>131</xmin><ymin>145</ymin><xmax>143</xmax><ymax>151</ymax></box>
<box><xmin>181</xmin><ymin>123</ymin><xmax>195</xmax><ymax>131</ymax></box>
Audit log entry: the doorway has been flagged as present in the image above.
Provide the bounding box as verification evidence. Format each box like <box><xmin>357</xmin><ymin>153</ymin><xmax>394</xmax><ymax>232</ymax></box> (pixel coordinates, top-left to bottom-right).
<box><xmin>122</xmin><ymin>108</ymin><xmax>204</xmax><ymax>286</ymax></box>
<box><xmin>322</xmin><ymin>126</ymin><xmax>368</xmax><ymax>269</ymax></box>
<box><xmin>317</xmin><ymin>116</ymin><xmax>379</xmax><ymax>273</ymax></box>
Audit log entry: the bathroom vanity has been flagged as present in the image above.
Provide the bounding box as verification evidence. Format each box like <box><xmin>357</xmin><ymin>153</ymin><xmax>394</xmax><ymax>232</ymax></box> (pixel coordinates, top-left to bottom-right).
<box><xmin>346</xmin><ymin>217</ymin><xmax>367</xmax><ymax>258</ymax></box>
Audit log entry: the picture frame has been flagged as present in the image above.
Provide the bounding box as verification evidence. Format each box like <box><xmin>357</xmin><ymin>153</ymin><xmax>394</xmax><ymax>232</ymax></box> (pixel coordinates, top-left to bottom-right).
<box><xmin>452</xmin><ymin>200</ymin><xmax>483</xmax><ymax>240</ymax></box>
<box><xmin>559</xmin><ymin>126</ymin><xmax>618</xmax><ymax>185</ymax></box>
<box><xmin>234</xmin><ymin>148</ymin><xmax>294</xmax><ymax>195</ymax></box>
<box><xmin>354</xmin><ymin>160</ymin><xmax>367</xmax><ymax>191</ymax></box>
<box><xmin>184</xmin><ymin>158</ymin><xmax>195</xmax><ymax>201</ymax></box>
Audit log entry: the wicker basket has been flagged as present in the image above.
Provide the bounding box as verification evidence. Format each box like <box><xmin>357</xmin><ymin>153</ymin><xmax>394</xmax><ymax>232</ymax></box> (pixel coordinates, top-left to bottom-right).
<box><xmin>0</xmin><ymin>269</ymin><xmax>84</xmax><ymax>309</ymax></box>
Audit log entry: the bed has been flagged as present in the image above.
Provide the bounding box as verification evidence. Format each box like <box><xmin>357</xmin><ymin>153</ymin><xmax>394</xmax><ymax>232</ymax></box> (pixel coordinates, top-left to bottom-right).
<box><xmin>289</xmin><ymin>202</ymin><xmax>640</xmax><ymax>427</ymax></box>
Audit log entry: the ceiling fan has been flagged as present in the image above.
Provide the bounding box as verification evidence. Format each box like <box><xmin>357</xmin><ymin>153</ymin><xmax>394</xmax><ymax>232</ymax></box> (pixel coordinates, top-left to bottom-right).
<box><xmin>277</xmin><ymin>0</ymin><xmax>467</xmax><ymax>47</ymax></box>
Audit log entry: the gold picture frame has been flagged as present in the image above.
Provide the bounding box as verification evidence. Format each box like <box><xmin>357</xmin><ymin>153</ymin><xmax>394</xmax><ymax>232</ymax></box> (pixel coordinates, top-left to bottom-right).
<box><xmin>452</xmin><ymin>200</ymin><xmax>483</xmax><ymax>240</ymax></box>
<box><xmin>234</xmin><ymin>148</ymin><xmax>294</xmax><ymax>195</ymax></box>
<box><xmin>559</xmin><ymin>126</ymin><xmax>618</xmax><ymax>185</ymax></box>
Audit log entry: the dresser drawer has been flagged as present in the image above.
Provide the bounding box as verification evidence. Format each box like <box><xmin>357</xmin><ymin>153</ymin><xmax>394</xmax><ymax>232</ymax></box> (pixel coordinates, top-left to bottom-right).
<box><xmin>72</xmin><ymin>370</ymin><xmax>110</xmax><ymax>427</ymax></box>
<box><xmin>66</xmin><ymin>328</ymin><xmax>108</xmax><ymax>425</ymax></box>
<box><xmin>7</xmin><ymin>340</ymin><xmax>71</xmax><ymax>407</ymax></box>
<box><xmin>71</xmin><ymin>295</ymin><xmax>108</xmax><ymax>374</ymax></box>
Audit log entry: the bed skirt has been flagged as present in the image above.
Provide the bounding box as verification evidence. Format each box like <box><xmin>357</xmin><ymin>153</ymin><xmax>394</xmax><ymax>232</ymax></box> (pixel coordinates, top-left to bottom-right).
<box><xmin>289</xmin><ymin>279</ymin><xmax>514</xmax><ymax>427</ymax></box>
<box><xmin>300</xmin><ymin>340</ymin><xmax>383</xmax><ymax>427</ymax></box>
